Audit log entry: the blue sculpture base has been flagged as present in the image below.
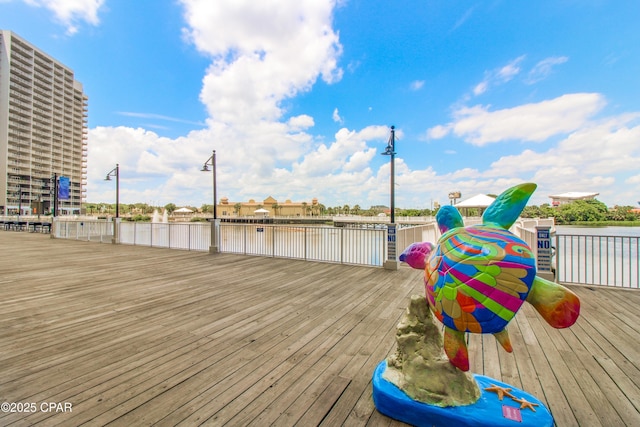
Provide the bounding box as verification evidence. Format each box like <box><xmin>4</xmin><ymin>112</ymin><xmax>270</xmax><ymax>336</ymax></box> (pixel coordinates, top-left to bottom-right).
<box><xmin>372</xmin><ymin>361</ymin><xmax>553</xmax><ymax>427</ymax></box>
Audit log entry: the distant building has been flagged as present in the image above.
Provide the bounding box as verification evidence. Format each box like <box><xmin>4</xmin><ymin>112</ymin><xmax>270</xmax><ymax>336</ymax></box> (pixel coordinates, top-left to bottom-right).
<box><xmin>0</xmin><ymin>30</ymin><xmax>88</xmax><ymax>215</ymax></box>
<box><xmin>549</xmin><ymin>192</ymin><xmax>599</xmax><ymax>206</ymax></box>
<box><xmin>217</xmin><ymin>196</ymin><xmax>321</xmax><ymax>217</ymax></box>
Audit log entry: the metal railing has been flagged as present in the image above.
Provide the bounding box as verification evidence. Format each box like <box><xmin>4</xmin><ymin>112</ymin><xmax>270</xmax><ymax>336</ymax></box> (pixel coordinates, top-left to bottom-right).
<box><xmin>119</xmin><ymin>222</ymin><xmax>211</xmax><ymax>251</ymax></box>
<box><xmin>46</xmin><ymin>218</ymin><xmax>640</xmax><ymax>285</ymax></box>
<box><xmin>219</xmin><ymin>224</ymin><xmax>385</xmax><ymax>266</ymax></box>
<box><xmin>53</xmin><ymin>219</ymin><xmax>113</xmax><ymax>242</ymax></box>
<box><xmin>50</xmin><ymin>220</ymin><xmax>386</xmax><ymax>267</ymax></box>
<box><xmin>555</xmin><ymin>234</ymin><xmax>639</xmax><ymax>288</ymax></box>
<box><xmin>395</xmin><ymin>223</ymin><xmax>439</xmax><ymax>256</ymax></box>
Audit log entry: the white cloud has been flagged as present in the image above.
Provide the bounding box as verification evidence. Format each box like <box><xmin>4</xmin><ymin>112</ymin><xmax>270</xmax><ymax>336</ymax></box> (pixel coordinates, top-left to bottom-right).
<box><xmin>291</xmin><ymin>126</ymin><xmax>385</xmax><ymax>177</ymax></box>
<box><xmin>288</xmin><ymin>114</ymin><xmax>314</xmax><ymax>130</ymax></box>
<box><xmin>473</xmin><ymin>81</ymin><xmax>488</xmax><ymax>96</ymax></box>
<box><xmin>23</xmin><ymin>0</ymin><xmax>105</xmax><ymax>34</ymax></box>
<box><xmin>526</xmin><ymin>56</ymin><xmax>569</xmax><ymax>84</ymax></box>
<box><xmin>472</xmin><ymin>55</ymin><xmax>525</xmax><ymax>96</ymax></box>
<box><xmin>426</xmin><ymin>124</ymin><xmax>452</xmax><ymax>140</ymax></box>
<box><xmin>410</xmin><ymin>80</ymin><xmax>425</xmax><ymax>91</ymax></box>
<box><xmin>117</xmin><ymin>111</ymin><xmax>205</xmax><ymax>126</ymax></box>
<box><xmin>451</xmin><ymin>7</ymin><xmax>475</xmax><ymax>32</ymax></box>
<box><xmin>180</xmin><ymin>0</ymin><xmax>343</xmax><ymax>125</ymax></box>
<box><xmin>428</xmin><ymin>93</ymin><xmax>606</xmax><ymax>146</ymax></box>
<box><xmin>480</xmin><ymin>114</ymin><xmax>640</xmax><ymax>204</ymax></box>
<box><xmin>332</xmin><ymin>107</ymin><xmax>343</xmax><ymax>123</ymax></box>
<box><xmin>498</xmin><ymin>56</ymin><xmax>525</xmax><ymax>81</ymax></box>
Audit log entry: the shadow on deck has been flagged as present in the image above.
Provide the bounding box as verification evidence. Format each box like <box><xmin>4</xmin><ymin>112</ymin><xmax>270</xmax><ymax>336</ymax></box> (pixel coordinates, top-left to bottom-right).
<box><xmin>1</xmin><ymin>232</ymin><xmax>638</xmax><ymax>426</ymax></box>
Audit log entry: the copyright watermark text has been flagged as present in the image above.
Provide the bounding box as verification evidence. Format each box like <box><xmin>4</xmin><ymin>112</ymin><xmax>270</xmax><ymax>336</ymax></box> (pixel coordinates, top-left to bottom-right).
<box><xmin>1</xmin><ymin>402</ymin><xmax>73</xmax><ymax>413</ymax></box>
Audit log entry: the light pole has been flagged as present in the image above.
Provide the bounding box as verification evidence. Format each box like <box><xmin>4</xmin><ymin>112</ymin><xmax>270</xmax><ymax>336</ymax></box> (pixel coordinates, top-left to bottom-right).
<box><xmin>201</xmin><ymin>150</ymin><xmax>219</xmax><ymax>253</ymax></box>
<box><xmin>381</xmin><ymin>126</ymin><xmax>398</xmax><ymax>270</ymax></box>
<box><xmin>105</xmin><ymin>164</ymin><xmax>119</xmax><ymax>243</ymax></box>
<box><xmin>17</xmin><ymin>184</ymin><xmax>22</xmax><ymax>221</ymax></box>
<box><xmin>51</xmin><ymin>173</ymin><xmax>58</xmax><ymax>217</ymax></box>
<box><xmin>382</xmin><ymin>126</ymin><xmax>396</xmax><ymax>223</ymax></box>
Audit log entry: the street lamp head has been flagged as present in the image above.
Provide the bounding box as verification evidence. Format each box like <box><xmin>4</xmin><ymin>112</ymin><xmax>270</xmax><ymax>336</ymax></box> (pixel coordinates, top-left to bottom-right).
<box><xmin>381</xmin><ymin>125</ymin><xmax>396</xmax><ymax>156</ymax></box>
<box><xmin>105</xmin><ymin>175</ymin><xmax>112</xmax><ymax>181</ymax></box>
<box><xmin>381</xmin><ymin>144</ymin><xmax>395</xmax><ymax>156</ymax></box>
<box><xmin>201</xmin><ymin>164</ymin><xmax>210</xmax><ymax>172</ymax></box>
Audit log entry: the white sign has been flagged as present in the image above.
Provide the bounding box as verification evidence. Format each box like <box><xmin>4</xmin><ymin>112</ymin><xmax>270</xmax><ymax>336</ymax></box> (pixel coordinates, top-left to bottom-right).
<box><xmin>387</xmin><ymin>224</ymin><xmax>397</xmax><ymax>260</ymax></box>
<box><xmin>536</xmin><ymin>226</ymin><xmax>552</xmax><ymax>272</ymax></box>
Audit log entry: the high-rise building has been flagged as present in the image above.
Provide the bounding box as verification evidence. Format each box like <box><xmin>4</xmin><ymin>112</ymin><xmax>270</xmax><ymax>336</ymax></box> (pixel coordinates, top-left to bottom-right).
<box><xmin>0</xmin><ymin>30</ymin><xmax>88</xmax><ymax>216</ymax></box>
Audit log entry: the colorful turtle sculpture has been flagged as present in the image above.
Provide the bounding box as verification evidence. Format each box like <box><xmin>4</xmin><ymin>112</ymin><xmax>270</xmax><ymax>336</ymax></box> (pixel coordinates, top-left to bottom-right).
<box><xmin>399</xmin><ymin>183</ymin><xmax>580</xmax><ymax>371</ymax></box>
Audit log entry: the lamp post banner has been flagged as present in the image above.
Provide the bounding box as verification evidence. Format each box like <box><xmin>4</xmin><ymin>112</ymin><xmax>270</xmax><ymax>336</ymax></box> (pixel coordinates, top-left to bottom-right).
<box><xmin>58</xmin><ymin>176</ymin><xmax>70</xmax><ymax>200</ymax></box>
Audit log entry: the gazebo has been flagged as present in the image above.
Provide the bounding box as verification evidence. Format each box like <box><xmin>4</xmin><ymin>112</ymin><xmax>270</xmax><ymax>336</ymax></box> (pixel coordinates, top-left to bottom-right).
<box><xmin>254</xmin><ymin>208</ymin><xmax>269</xmax><ymax>218</ymax></box>
<box><xmin>174</xmin><ymin>207</ymin><xmax>194</xmax><ymax>214</ymax></box>
<box><xmin>454</xmin><ymin>194</ymin><xmax>496</xmax><ymax>217</ymax></box>
<box><xmin>173</xmin><ymin>207</ymin><xmax>194</xmax><ymax>219</ymax></box>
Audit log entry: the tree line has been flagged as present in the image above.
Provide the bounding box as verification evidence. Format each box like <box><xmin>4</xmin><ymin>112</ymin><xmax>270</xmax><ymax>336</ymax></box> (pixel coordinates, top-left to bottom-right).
<box><xmin>83</xmin><ymin>198</ymin><xmax>639</xmax><ymax>225</ymax></box>
<box><xmin>521</xmin><ymin>199</ymin><xmax>640</xmax><ymax>224</ymax></box>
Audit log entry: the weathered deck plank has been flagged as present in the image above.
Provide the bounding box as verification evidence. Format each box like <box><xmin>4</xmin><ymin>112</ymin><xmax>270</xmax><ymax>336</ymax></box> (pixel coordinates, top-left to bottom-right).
<box><xmin>1</xmin><ymin>232</ymin><xmax>639</xmax><ymax>426</ymax></box>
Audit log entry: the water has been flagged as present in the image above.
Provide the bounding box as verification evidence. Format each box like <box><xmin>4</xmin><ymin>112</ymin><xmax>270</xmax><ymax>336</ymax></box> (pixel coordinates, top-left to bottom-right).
<box><xmin>555</xmin><ymin>225</ymin><xmax>640</xmax><ymax>237</ymax></box>
<box><xmin>554</xmin><ymin>226</ymin><xmax>639</xmax><ymax>287</ymax></box>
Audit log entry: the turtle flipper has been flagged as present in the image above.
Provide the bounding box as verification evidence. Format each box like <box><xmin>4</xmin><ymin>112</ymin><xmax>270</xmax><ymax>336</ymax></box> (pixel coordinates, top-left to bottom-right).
<box><xmin>436</xmin><ymin>206</ymin><xmax>464</xmax><ymax>234</ymax></box>
<box><xmin>527</xmin><ymin>276</ymin><xmax>580</xmax><ymax>328</ymax></box>
<box><xmin>399</xmin><ymin>242</ymin><xmax>434</xmax><ymax>270</ymax></box>
<box><xmin>493</xmin><ymin>329</ymin><xmax>513</xmax><ymax>353</ymax></box>
<box><xmin>443</xmin><ymin>326</ymin><xmax>469</xmax><ymax>371</ymax></box>
<box><xmin>482</xmin><ymin>183</ymin><xmax>537</xmax><ymax>229</ymax></box>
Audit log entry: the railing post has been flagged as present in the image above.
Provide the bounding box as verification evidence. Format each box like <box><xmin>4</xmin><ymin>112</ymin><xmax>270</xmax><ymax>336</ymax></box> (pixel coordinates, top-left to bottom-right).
<box><xmin>340</xmin><ymin>228</ymin><xmax>344</xmax><ymax>264</ymax></box>
<box><xmin>304</xmin><ymin>227</ymin><xmax>308</xmax><ymax>260</ymax></box>
<box><xmin>112</xmin><ymin>218</ymin><xmax>120</xmax><ymax>245</ymax></box>
<box><xmin>554</xmin><ymin>234</ymin><xmax>560</xmax><ymax>283</ymax></box>
<box><xmin>272</xmin><ymin>226</ymin><xmax>276</xmax><ymax>257</ymax></box>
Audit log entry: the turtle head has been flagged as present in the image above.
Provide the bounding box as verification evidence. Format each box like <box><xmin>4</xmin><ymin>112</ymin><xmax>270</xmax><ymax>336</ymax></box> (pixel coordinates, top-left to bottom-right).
<box><xmin>436</xmin><ymin>205</ymin><xmax>464</xmax><ymax>234</ymax></box>
<box><xmin>399</xmin><ymin>242</ymin><xmax>435</xmax><ymax>270</ymax></box>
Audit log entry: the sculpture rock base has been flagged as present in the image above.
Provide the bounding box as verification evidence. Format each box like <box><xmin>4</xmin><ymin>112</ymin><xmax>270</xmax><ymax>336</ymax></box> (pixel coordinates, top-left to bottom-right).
<box><xmin>383</xmin><ymin>295</ymin><xmax>480</xmax><ymax>406</ymax></box>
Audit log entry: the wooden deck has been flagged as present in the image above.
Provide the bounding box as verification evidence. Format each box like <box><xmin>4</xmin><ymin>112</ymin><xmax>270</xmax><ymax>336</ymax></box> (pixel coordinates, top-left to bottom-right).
<box><xmin>1</xmin><ymin>232</ymin><xmax>639</xmax><ymax>426</ymax></box>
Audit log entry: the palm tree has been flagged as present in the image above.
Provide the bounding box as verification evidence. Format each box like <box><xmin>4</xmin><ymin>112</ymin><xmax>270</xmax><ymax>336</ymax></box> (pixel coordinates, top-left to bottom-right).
<box><xmin>164</xmin><ymin>203</ymin><xmax>177</xmax><ymax>214</ymax></box>
<box><xmin>234</xmin><ymin>203</ymin><xmax>242</xmax><ymax>216</ymax></box>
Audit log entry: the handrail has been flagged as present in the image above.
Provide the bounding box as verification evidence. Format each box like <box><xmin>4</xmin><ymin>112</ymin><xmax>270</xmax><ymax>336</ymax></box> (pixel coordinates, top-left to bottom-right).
<box><xmin>48</xmin><ymin>220</ymin><xmax>386</xmax><ymax>267</ymax></box>
<box><xmin>44</xmin><ymin>218</ymin><xmax>640</xmax><ymax>286</ymax></box>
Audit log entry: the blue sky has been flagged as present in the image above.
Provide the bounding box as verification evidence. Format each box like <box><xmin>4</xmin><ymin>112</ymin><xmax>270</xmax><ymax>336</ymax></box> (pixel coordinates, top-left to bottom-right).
<box><xmin>2</xmin><ymin>0</ymin><xmax>640</xmax><ymax>209</ymax></box>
